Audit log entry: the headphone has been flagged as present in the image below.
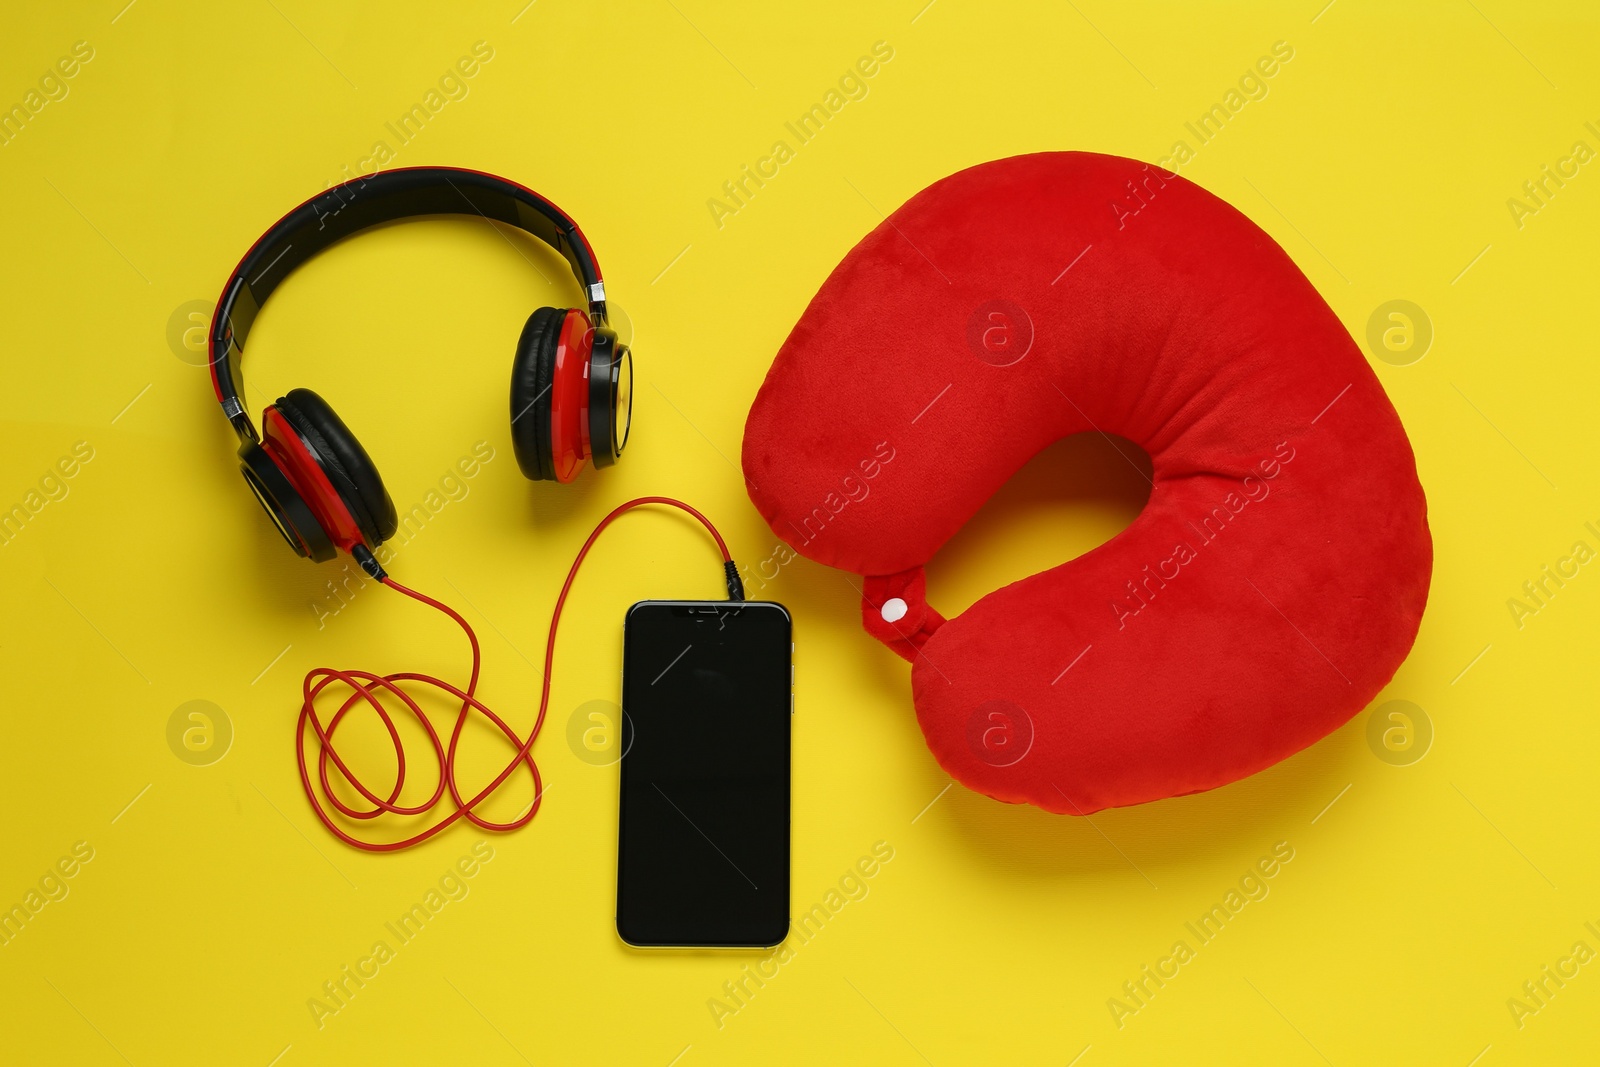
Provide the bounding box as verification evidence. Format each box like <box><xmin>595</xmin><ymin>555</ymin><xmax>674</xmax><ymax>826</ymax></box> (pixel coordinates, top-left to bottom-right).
<box><xmin>208</xmin><ymin>166</ymin><xmax>633</xmax><ymax>565</ymax></box>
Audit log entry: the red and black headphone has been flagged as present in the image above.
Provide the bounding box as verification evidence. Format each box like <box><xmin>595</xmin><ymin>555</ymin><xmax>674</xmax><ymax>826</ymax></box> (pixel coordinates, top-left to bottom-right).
<box><xmin>209</xmin><ymin>166</ymin><xmax>633</xmax><ymax>565</ymax></box>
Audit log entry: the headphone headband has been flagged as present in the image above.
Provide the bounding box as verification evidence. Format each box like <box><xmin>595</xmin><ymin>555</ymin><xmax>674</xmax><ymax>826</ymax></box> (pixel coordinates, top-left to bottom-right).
<box><xmin>208</xmin><ymin>166</ymin><xmax>607</xmax><ymax>443</ymax></box>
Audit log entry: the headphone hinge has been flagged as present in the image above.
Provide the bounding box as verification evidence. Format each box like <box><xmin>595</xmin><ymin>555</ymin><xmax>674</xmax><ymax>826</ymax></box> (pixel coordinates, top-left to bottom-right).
<box><xmin>223</xmin><ymin>398</ymin><xmax>257</xmax><ymax>442</ymax></box>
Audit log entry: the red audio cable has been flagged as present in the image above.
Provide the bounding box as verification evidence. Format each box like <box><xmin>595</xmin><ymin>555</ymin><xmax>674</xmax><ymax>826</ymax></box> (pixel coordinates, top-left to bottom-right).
<box><xmin>294</xmin><ymin>497</ymin><xmax>742</xmax><ymax>852</ymax></box>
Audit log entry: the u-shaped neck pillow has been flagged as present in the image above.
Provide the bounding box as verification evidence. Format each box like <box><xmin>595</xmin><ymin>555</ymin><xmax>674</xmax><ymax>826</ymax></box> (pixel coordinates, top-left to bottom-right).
<box><xmin>742</xmin><ymin>152</ymin><xmax>1431</xmax><ymax>815</ymax></box>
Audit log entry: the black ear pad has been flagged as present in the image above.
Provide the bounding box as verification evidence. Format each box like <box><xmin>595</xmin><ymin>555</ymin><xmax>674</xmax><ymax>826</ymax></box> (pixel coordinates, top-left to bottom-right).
<box><xmin>275</xmin><ymin>388</ymin><xmax>399</xmax><ymax>544</ymax></box>
<box><xmin>510</xmin><ymin>307</ymin><xmax>565</xmax><ymax>481</ymax></box>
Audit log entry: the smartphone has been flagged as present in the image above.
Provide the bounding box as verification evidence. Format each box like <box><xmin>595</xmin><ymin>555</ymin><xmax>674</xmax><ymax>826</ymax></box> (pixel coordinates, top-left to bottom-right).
<box><xmin>616</xmin><ymin>600</ymin><xmax>792</xmax><ymax>948</ymax></box>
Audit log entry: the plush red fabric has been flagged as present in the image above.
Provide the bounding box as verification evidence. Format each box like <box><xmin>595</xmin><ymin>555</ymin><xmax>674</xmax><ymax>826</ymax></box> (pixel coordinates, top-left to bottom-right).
<box><xmin>742</xmin><ymin>152</ymin><xmax>1431</xmax><ymax>815</ymax></box>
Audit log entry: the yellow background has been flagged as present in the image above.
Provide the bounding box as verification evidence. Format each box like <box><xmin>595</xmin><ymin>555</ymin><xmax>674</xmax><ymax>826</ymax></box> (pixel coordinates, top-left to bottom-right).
<box><xmin>2</xmin><ymin>1</ymin><xmax>1597</xmax><ymax>1063</ymax></box>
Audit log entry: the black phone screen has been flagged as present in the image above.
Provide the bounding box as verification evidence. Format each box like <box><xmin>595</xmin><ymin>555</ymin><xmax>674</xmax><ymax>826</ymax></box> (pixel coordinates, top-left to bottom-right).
<box><xmin>616</xmin><ymin>600</ymin><xmax>792</xmax><ymax>947</ymax></box>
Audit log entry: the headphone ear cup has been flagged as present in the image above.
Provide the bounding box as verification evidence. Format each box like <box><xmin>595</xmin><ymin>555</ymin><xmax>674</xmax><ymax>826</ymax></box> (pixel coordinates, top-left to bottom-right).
<box><xmin>238</xmin><ymin>438</ymin><xmax>335</xmax><ymax>561</ymax></box>
<box><xmin>275</xmin><ymin>389</ymin><xmax>398</xmax><ymax>544</ymax></box>
<box><xmin>510</xmin><ymin>307</ymin><xmax>564</xmax><ymax>481</ymax></box>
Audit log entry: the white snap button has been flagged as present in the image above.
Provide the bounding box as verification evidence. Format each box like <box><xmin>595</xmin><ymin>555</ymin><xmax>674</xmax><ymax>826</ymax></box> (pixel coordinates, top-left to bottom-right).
<box><xmin>881</xmin><ymin>597</ymin><xmax>908</xmax><ymax>623</ymax></box>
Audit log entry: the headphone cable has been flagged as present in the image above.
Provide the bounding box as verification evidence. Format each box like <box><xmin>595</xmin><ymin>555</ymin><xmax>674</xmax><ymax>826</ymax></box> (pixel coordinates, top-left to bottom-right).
<box><xmin>295</xmin><ymin>496</ymin><xmax>742</xmax><ymax>852</ymax></box>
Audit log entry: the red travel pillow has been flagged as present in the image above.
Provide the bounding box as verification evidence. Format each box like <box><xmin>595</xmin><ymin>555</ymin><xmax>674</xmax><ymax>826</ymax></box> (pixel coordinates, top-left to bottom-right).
<box><xmin>742</xmin><ymin>152</ymin><xmax>1431</xmax><ymax>815</ymax></box>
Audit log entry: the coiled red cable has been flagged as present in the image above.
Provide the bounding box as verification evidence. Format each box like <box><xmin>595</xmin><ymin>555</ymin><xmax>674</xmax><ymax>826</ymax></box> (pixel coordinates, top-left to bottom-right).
<box><xmin>295</xmin><ymin>496</ymin><xmax>733</xmax><ymax>852</ymax></box>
